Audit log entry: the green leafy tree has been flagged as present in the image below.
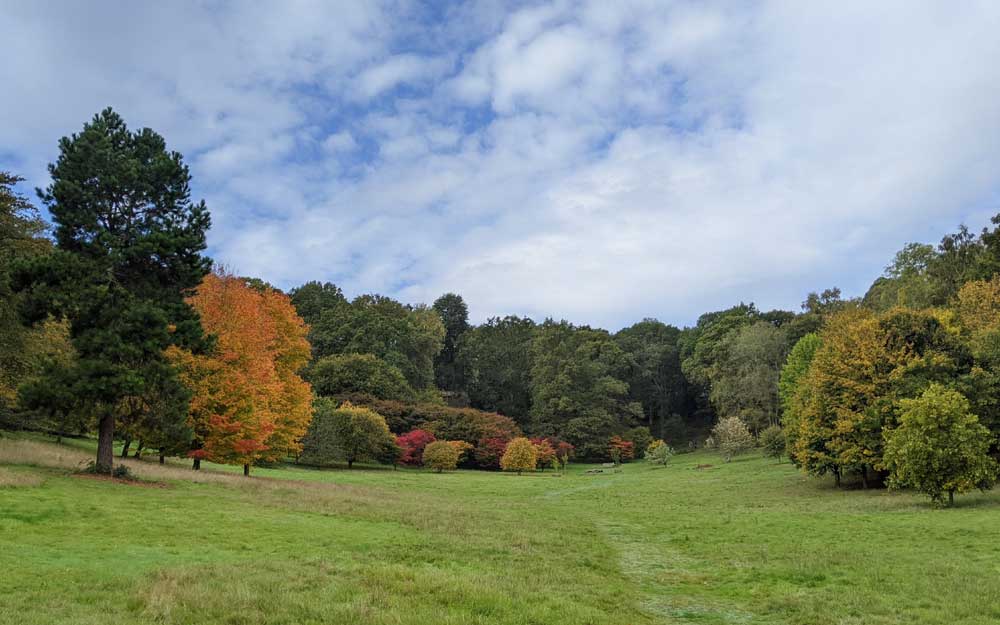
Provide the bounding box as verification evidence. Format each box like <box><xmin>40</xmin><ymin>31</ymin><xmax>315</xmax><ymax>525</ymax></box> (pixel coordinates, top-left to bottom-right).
<box><xmin>309</xmin><ymin>353</ymin><xmax>415</xmax><ymax>401</ymax></box>
<box><xmin>289</xmin><ymin>281</ymin><xmax>347</xmax><ymax>330</ymax></box>
<box><xmin>457</xmin><ymin>315</ymin><xmax>535</xmax><ymax>423</ymax></box>
<box><xmin>614</xmin><ymin>319</ymin><xmax>690</xmax><ymax>438</ymax></box>
<box><xmin>778</xmin><ymin>333</ymin><xmax>821</xmax><ymax>461</ymax></box>
<box><xmin>13</xmin><ymin>109</ymin><xmax>211</xmax><ymax>472</ymax></box>
<box><xmin>300</xmin><ymin>400</ymin><xmax>395</xmax><ymax>468</ymax></box>
<box><xmin>432</xmin><ymin>293</ymin><xmax>469</xmax><ymax>392</ymax></box>
<box><xmin>883</xmin><ymin>385</ymin><xmax>997</xmax><ymax>507</ymax></box>
<box><xmin>529</xmin><ymin>320</ymin><xmax>642</xmax><ymax>459</ymax></box>
<box><xmin>709</xmin><ymin>321</ymin><xmax>788</xmax><ymax>431</ymax></box>
<box><xmin>0</xmin><ymin>172</ymin><xmax>75</xmax><ymax>423</ymax></box>
<box><xmin>302</xmin><ymin>293</ymin><xmax>444</xmax><ymax>389</ymax></box>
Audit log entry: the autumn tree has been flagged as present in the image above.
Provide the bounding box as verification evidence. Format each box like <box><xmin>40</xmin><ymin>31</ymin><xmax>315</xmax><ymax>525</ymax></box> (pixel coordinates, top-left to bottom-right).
<box><xmin>423</xmin><ymin>440</ymin><xmax>460</xmax><ymax>472</ymax></box>
<box><xmin>531</xmin><ymin>438</ymin><xmax>556</xmax><ymax>469</ymax></box>
<box><xmin>13</xmin><ymin>110</ymin><xmax>212</xmax><ymax>473</ymax></box>
<box><xmin>172</xmin><ymin>270</ymin><xmax>312</xmax><ymax>475</ymax></box>
<box><xmin>500</xmin><ymin>437</ymin><xmax>537</xmax><ymax>474</ymax></box>
<box><xmin>882</xmin><ymin>385</ymin><xmax>997</xmax><ymax>506</ymax></box>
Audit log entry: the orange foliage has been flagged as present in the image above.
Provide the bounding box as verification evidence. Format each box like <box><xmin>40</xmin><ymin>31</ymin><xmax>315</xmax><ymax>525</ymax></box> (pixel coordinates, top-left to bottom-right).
<box><xmin>169</xmin><ymin>270</ymin><xmax>312</xmax><ymax>471</ymax></box>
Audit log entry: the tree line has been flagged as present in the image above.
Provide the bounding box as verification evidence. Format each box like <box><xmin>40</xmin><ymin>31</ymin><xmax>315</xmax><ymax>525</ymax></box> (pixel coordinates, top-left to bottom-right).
<box><xmin>1</xmin><ymin>109</ymin><xmax>999</xmax><ymax>499</ymax></box>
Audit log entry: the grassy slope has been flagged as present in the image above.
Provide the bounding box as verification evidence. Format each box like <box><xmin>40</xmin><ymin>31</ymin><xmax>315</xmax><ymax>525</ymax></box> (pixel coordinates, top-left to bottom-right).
<box><xmin>1</xmin><ymin>436</ymin><xmax>999</xmax><ymax>625</ymax></box>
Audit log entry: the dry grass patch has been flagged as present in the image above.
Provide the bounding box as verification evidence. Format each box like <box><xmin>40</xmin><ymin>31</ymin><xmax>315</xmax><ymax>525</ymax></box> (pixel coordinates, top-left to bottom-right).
<box><xmin>0</xmin><ymin>466</ymin><xmax>45</xmax><ymax>488</ymax></box>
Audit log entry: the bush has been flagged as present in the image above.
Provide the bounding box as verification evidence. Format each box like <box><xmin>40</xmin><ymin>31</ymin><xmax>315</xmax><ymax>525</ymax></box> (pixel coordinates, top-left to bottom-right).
<box><xmin>712</xmin><ymin>417</ymin><xmax>754</xmax><ymax>462</ymax></box>
<box><xmin>759</xmin><ymin>425</ymin><xmax>785</xmax><ymax>460</ymax></box>
<box><xmin>608</xmin><ymin>435</ymin><xmax>635</xmax><ymax>463</ymax></box>
<box><xmin>396</xmin><ymin>429</ymin><xmax>435</xmax><ymax>466</ymax></box>
<box><xmin>423</xmin><ymin>440</ymin><xmax>461</xmax><ymax>473</ymax></box>
<box><xmin>645</xmin><ymin>440</ymin><xmax>673</xmax><ymax>465</ymax></box>
<box><xmin>500</xmin><ymin>437</ymin><xmax>537</xmax><ymax>474</ymax></box>
<box><xmin>622</xmin><ymin>427</ymin><xmax>653</xmax><ymax>456</ymax></box>
<box><xmin>531</xmin><ymin>438</ymin><xmax>556</xmax><ymax>469</ymax></box>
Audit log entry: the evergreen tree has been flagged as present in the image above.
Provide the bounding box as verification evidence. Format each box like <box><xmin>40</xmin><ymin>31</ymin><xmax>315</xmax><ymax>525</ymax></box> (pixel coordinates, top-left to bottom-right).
<box><xmin>13</xmin><ymin>109</ymin><xmax>211</xmax><ymax>472</ymax></box>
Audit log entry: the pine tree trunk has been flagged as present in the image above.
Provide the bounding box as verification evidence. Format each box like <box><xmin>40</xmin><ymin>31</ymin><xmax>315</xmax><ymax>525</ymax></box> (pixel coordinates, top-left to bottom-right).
<box><xmin>243</xmin><ymin>463</ymin><xmax>250</xmax><ymax>477</ymax></box>
<box><xmin>120</xmin><ymin>437</ymin><xmax>131</xmax><ymax>458</ymax></box>
<box><xmin>96</xmin><ymin>413</ymin><xmax>114</xmax><ymax>474</ymax></box>
<box><xmin>193</xmin><ymin>457</ymin><xmax>201</xmax><ymax>471</ymax></box>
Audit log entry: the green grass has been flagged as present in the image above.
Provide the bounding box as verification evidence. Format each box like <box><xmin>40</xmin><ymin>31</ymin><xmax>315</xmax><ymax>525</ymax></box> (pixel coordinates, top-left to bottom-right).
<box><xmin>1</xmin><ymin>435</ymin><xmax>999</xmax><ymax>624</ymax></box>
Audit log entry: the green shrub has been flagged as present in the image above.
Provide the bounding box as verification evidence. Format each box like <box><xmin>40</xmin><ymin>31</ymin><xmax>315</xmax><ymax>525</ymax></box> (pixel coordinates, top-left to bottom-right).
<box><xmin>759</xmin><ymin>425</ymin><xmax>785</xmax><ymax>460</ymax></box>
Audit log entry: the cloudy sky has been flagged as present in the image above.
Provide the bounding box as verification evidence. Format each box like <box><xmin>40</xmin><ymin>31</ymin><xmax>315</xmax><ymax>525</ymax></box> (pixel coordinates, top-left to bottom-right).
<box><xmin>3</xmin><ymin>1</ymin><xmax>1000</xmax><ymax>329</ymax></box>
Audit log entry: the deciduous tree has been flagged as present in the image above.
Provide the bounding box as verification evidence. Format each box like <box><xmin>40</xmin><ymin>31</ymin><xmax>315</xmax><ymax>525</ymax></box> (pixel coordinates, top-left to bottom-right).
<box><xmin>882</xmin><ymin>385</ymin><xmax>997</xmax><ymax>506</ymax></box>
<box><xmin>500</xmin><ymin>437</ymin><xmax>537</xmax><ymax>474</ymax></box>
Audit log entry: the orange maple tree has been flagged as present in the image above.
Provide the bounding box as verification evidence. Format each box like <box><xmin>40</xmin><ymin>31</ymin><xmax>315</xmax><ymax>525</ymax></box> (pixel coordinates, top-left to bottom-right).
<box><xmin>169</xmin><ymin>270</ymin><xmax>312</xmax><ymax>475</ymax></box>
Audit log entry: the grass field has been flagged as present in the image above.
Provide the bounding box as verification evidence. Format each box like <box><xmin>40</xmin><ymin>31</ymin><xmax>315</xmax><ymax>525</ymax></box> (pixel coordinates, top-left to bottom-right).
<box><xmin>1</xmin><ymin>434</ymin><xmax>999</xmax><ymax>625</ymax></box>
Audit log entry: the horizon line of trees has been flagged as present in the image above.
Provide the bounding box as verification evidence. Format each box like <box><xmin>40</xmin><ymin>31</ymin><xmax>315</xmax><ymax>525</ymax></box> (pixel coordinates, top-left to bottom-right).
<box><xmin>2</xmin><ymin>108</ymin><xmax>999</xmax><ymax>500</ymax></box>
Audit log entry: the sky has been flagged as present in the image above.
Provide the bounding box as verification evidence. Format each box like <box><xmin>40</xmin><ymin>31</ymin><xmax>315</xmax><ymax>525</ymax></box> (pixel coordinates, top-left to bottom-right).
<box><xmin>3</xmin><ymin>1</ymin><xmax>1000</xmax><ymax>330</ymax></box>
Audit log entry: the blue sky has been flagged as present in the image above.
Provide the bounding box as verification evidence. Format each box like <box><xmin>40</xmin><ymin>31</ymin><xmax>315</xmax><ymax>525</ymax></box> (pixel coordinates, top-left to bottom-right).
<box><xmin>3</xmin><ymin>1</ymin><xmax>1000</xmax><ymax>329</ymax></box>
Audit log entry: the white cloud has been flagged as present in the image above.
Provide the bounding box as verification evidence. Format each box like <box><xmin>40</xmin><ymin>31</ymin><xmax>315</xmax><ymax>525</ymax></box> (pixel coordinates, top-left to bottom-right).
<box><xmin>2</xmin><ymin>1</ymin><xmax>1000</xmax><ymax>329</ymax></box>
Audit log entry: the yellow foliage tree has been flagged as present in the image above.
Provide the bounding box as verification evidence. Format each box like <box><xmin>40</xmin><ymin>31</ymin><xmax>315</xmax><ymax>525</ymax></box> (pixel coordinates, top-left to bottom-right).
<box><xmin>500</xmin><ymin>437</ymin><xmax>537</xmax><ymax>475</ymax></box>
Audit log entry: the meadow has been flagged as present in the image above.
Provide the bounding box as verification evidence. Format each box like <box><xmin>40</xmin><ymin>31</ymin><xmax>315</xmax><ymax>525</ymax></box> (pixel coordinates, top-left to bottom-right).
<box><xmin>1</xmin><ymin>434</ymin><xmax>998</xmax><ymax>625</ymax></box>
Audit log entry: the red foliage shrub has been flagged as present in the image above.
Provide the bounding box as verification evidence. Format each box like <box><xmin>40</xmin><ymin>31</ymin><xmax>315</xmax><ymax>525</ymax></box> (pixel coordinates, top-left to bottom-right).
<box><xmin>396</xmin><ymin>429</ymin><xmax>436</xmax><ymax>466</ymax></box>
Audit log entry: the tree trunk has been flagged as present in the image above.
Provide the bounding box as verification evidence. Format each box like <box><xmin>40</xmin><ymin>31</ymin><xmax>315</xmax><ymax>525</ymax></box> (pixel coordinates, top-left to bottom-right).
<box><xmin>348</xmin><ymin>459</ymin><xmax>353</xmax><ymax>469</ymax></box>
<box><xmin>243</xmin><ymin>463</ymin><xmax>250</xmax><ymax>477</ymax></box>
<box><xmin>861</xmin><ymin>465</ymin><xmax>868</xmax><ymax>489</ymax></box>
<box><xmin>159</xmin><ymin>449</ymin><xmax>165</xmax><ymax>465</ymax></box>
<box><xmin>134</xmin><ymin>440</ymin><xmax>144</xmax><ymax>458</ymax></box>
<box><xmin>192</xmin><ymin>457</ymin><xmax>201</xmax><ymax>471</ymax></box>
<box><xmin>949</xmin><ymin>490</ymin><xmax>955</xmax><ymax>507</ymax></box>
<box><xmin>833</xmin><ymin>468</ymin><xmax>841</xmax><ymax>488</ymax></box>
<box><xmin>96</xmin><ymin>413</ymin><xmax>114</xmax><ymax>474</ymax></box>
<box><xmin>120</xmin><ymin>437</ymin><xmax>131</xmax><ymax>458</ymax></box>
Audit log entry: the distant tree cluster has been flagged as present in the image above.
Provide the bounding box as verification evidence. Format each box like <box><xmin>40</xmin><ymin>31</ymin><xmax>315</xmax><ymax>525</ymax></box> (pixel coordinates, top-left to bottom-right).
<box><xmin>4</xmin><ymin>107</ymin><xmax>1000</xmax><ymax>503</ymax></box>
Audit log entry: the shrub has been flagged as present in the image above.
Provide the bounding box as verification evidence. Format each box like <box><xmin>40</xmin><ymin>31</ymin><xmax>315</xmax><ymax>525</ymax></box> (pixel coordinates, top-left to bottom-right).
<box><xmin>500</xmin><ymin>437</ymin><xmax>537</xmax><ymax>474</ymax></box>
<box><xmin>883</xmin><ymin>385</ymin><xmax>998</xmax><ymax>507</ymax></box>
<box><xmin>622</xmin><ymin>427</ymin><xmax>653</xmax><ymax>456</ymax></box>
<box><xmin>608</xmin><ymin>435</ymin><xmax>635</xmax><ymax>463</ymax></box>
<box><xmin>396</xmin><ymin>429</ymin><xmax>435</xmax><ymax>466</ymax></box>
<box><xmin>448</xmin><ymin>440</ymin><xmax>474</xmax><ymax>464</ymax></box>
<box><xmin>423</xmin><ymin>440</ymin><xmax>461</xmax><ymax>473</ymax></box>
<box><xmin>712</xmin><ymin>417</ymin><xmax>754</xmax><ymax>462</ymax></box>
<box><xmin>645</xmin><ymin>440</ymin><xmax>673</xmax><ymax>465</ymax></box>
<box><xmin>530</xmin><ymin>438</ymin><xmax>556</xmax><ymax>469</ymax></box>
<box><xmin>759</xmin><ymin>425</ymin><xmax>785</xmax><ymax>460</ymax></box>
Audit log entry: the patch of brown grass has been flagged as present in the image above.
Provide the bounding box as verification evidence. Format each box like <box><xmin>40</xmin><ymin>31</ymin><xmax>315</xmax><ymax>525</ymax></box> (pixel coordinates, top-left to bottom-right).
<box><xmin>0</xmin><ymin>466</ymin><xmax>45</xmax><ymax>488</ymax></box>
